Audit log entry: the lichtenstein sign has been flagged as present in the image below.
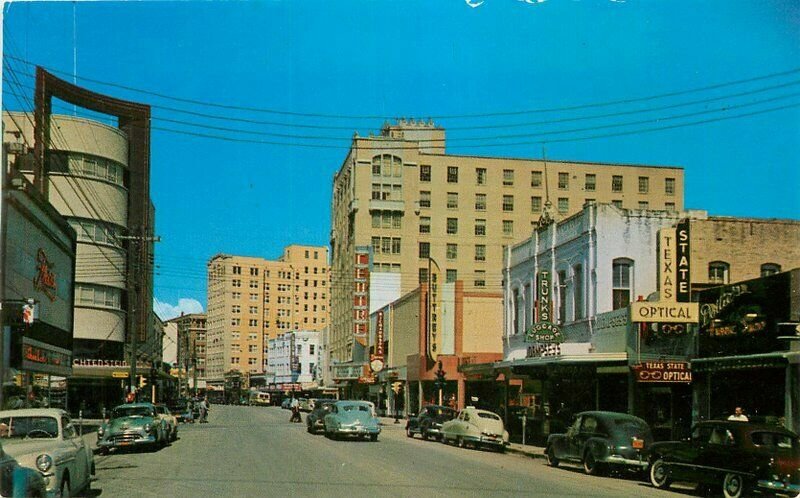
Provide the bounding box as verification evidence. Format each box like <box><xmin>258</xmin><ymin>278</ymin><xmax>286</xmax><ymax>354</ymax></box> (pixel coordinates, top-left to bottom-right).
<box><xmin>526</xmin><ymin>270</ymin><xmax>563</xmax><ymax>343</ymax></box>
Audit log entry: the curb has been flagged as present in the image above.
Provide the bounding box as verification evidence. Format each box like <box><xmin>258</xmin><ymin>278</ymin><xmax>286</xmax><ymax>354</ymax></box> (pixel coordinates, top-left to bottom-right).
<box><xmin>506</xmin><ymin>445</ymin><xmax>546</xmax><ymax>459</ymax></box>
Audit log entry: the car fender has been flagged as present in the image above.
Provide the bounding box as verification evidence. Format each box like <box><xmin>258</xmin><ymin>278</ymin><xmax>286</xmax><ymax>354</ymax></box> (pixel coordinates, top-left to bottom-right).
<box><xmin>583</xmin><ymin>437</ymin><xmax>611</xmax><ymax>461</ymax></box>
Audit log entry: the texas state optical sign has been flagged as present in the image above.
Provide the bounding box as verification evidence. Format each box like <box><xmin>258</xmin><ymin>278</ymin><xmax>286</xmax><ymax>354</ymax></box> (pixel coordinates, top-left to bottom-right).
<box><xmin>632</xmin><ymin>361</ymin><xmax>692</xmax><ymax>383</ymax></box>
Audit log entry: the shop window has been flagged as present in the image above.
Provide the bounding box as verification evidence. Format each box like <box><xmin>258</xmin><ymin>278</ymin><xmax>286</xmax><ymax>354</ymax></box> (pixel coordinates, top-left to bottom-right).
<box><xmin>557</xmin><ymin>270</ymin><xmax>567</xmax><ymax>324</ymax></box>
<box><xmin>573</xmin><ymin>264</ymin><xmax>584</xmax><ymax>320</ymax></box>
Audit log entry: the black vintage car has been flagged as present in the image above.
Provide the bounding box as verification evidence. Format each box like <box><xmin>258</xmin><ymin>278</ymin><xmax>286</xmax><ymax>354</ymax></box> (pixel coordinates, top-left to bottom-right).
<box><xmin>306</xmin><ymin>400</ymin><xmax>336</xmax><ymax>434</ymax></box>
<box><xmin>545</xmin><ymin>411</ymin><xmax>653</xmax><ymax>475</ymax></box>
<box><xmin>648</xmin><ymin>420</ymin><xmax>800</xmax><ymax>498</ymax></box>
<box><xmin>406</xmin><ymin>405</ymin><xmax>457</xmax><ymax>441</ymax></box>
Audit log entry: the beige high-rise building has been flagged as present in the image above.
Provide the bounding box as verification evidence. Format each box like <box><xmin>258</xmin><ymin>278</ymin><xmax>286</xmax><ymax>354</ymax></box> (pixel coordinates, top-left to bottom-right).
<box><xmin>205</xmin><ymin>245</ymin><xmax>330</xmax><ymax>383</ymax></box>
<box><xmin>330</xmin><ymin>120</ymin><xmax>685</xmax><ymax>364</ymax></box>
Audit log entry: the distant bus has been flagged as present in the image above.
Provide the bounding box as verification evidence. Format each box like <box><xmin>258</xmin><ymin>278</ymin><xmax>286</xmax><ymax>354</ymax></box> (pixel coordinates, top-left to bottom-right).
<box><xmin>249</xmin><ymin>392</ymin><xmax>271</xmax><ymax>406</ymax></box>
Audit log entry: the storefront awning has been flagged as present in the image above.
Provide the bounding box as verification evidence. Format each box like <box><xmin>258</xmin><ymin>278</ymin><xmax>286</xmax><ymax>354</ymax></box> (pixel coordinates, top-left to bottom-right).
<box><xmin>692</xmin><ymin>351</ymin><xmax>800</xmax><ymax>373</ymax></box>
<box><xmin>497</xmin><ymin>352</ymin><xmax>629</xmax><ymax>369</ymax></box>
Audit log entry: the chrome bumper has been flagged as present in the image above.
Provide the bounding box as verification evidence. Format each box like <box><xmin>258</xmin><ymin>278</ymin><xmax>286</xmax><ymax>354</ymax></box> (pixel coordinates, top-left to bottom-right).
<box><xmin>97</xmin><ymin>431</ymin><xmax>157</xmax><ymax>448</ymax></box>
<box><xmin>758</xmin><ymin>479</ymin><xmax>800</xmax><ymax>495</ymax></box>
<box><xmin>602</xmin><ymin>454</ymin><xmax>648</xmax><ymax>469</ymax></box>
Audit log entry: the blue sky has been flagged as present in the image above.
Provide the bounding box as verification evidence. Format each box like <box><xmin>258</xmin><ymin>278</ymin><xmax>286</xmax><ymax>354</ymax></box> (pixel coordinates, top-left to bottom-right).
<box><xmin>4</xmin><ymin>0</ymin><xmax>799</xmax><ymax>317</ymax></box>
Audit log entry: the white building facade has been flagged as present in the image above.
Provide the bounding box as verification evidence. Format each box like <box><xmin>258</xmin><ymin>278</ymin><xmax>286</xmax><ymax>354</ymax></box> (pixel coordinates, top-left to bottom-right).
<box><xmin>267</xmin><ymin>330</ymin><xmax>322</xmax><ymax>387</ymax></box>
<box><xmin>503</xmin><ymin>203</ymin><xmax>705</xmax><ymax>360</ymax></box>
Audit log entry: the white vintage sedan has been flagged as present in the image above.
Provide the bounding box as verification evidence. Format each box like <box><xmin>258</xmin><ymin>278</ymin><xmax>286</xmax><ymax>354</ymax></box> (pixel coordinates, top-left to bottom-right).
<box><xmin>0</xmin><ymin>409</ymin><xmax>94</xmax><ymax>497</ymax></box>
<box><xmin>440</xmin><ymin>407</ymin><xmax>509</xmax><ymax>451</ymax></box>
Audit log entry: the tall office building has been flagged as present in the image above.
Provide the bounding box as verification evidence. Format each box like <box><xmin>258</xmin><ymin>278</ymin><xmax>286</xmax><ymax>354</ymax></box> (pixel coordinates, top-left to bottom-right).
<box><xmin>329</xmin><ymin>119</ymin><xmax>685</xmax><ymax>364</ymax></box>
<box><xmin>205</xmin><ymin>245</ymin><xmax>330</xmax><ymax>386</ymax></box>
<box><xmin>169</xmin><ymin>313</ymin><xmax>207</xmax><ymax>392</ymax></box>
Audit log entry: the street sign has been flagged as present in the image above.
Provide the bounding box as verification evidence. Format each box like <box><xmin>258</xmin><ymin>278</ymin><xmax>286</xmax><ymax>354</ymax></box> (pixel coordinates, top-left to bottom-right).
<box><xmin>112</xmin><ymin>371</ymin><xmax>128</xmax><ymax>379</ymax></box>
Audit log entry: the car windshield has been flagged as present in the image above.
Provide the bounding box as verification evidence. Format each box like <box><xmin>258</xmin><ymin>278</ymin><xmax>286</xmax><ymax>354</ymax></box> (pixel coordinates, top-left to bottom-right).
<box><xmin>341</xmin><ymin>405</ymin><xmax>370</xmax><ymax>412</ymax></box>
<box><xmin>429</xmin><ymin>408</ymin><xmax>456</xmax><ymax>417</ymax></box>
<box><xmin>0</xmin><ymin>416</ymin><xmax>58</xmax><ymax>439</ymax></box>
<box><xmin>112</xmin><ymin>406</ymin><xmax>154</xmax><ymax>419</ymax></box>
<box><xmin>478</xmin><ymin>412</ymin><xmax>500</xmax><ymax>420</ymax></box>
<box><xmin>751</xmin><ymin>432</ymin><xmax>797</xmax><ymax>450</ymax></box>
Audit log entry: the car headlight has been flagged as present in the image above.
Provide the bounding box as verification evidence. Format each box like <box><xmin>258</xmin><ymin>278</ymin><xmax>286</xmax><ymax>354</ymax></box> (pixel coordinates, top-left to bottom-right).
<box><xmin>144</xmin><ymin>423</ymin><xmax>152</xmax><ymax>433</ymax></box>
<box><xmin>36</xmin><ymin>454</ymin><xmax>53</xmax><ymax>472</ymax></box>
<box><xmin>98</xmin><ymin>426</ymin><xmax>105</xmax><ymax>436</ymax></box>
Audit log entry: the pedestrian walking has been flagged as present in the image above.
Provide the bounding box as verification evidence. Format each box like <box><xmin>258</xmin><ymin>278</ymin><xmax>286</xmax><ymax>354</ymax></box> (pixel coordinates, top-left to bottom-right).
<box><xmin>199</xmin><ymin>396</ymin><xmax>210</xmax><ymax>423</ymax></box>
<box><xmin>728</xmin><ymin>406</ymin><xmax>749</xmax><ymax>422</ymax></box>
<box><xmin>290</xmin><ymin>397</ymin><xmax>301</xmax><ymax>423</ymax></box>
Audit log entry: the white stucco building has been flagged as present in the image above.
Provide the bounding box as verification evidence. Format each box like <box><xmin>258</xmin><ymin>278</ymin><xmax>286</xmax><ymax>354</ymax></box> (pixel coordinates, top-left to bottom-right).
<box><xmin>503</xmin><ymin>203</ymin><xmax>706</xmax><ymax>360</ymax></box>
<box><xmin>267</xmin><ymin>330</ymin><xmax>322</xmax><ymax>386</ymax></box>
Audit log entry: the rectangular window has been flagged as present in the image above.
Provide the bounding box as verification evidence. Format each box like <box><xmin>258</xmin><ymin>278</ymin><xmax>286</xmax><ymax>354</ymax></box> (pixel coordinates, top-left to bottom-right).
<box><xmin>612</xmin><ymin>260</ymin><xmax>632</xmax><ymax>310</ymax></box>
<box><xmin>665</xmin><ymin>177</ymin><xmax>676</xmax><ymax>195</ymax></box>
<box><xmin>419</xmin><ymin>242</ymin><xmax>430</xmax><ymax>259</ymax></box>
<box><xmin>420</xmin><ymin>165</ymin><xmax>431</xmax><ymax>182</ymax></box>
<box><xmin>446</xmin><ymin>243</ymin><xmax>458</xmax><ymax>260</ymax></box>
<box><xmin>475</xmin><ymin>219</ymin><xmax>486</xmax><ymax>236</ymax></box>
<box><xmin>419</xmin><ymin>216</ymin><xmax>431</xmax><ymax>234</ymax></box>
<box><xmin>503</xmin><ymin>169</ymin><xmax>514</xmax><ymax>186</ymax></box>
<box><xmin>585</xmin><ymin>174</ymin><xmax>596</xmax><ymax>191</ymax></box>
<box><xmin>371</xmin><ymin>237</ymin><xmax>381</xmax><ymax>253</ymax></box>
<box><xmin>573</xmin><ymin>264</ymin><xmax>584</xmax><ymax>320</ymax></box>
<box><xmin>474</xmin><ymin>270</ymin><xmax>486</xmax><ymax>287</ymax></box>
<box><xmin>612</xmin><ymin>200</ymin><xmax>623</xmax><ymax>208</ymax></box>
<box><xmin>419</xmin><ymin>268</ymin><xmax>429</xmax><ymax>284</ymax></box>
<box><xmin>502</xmin><ymin>220</ymin><xmax>513</xmax><ymax>236</ymax></box>
<box><xmin>665</xmin><ymin>202</ymin><xmax>676</xmax><ymax>211</ymax></box>
<box><xmin>391</xmin><ymin>213</ymin><xmax>402</xmax><ymax>229</ymax></box>
<box><xmin>638</xmin><ymin>201</ymin><xmax>649</xmax><ymax>209</ymax></box>
<box><xmin>419</xmin><ymin>191</ymin><xmax>431</xmax><ymax>208</ymax></box>
<box><xmin>371</xmin><ymin>212</ymin><xmax>381</xmax><ymax>228</ymax></box>
<box><xmin>502</xmin><ymin>195</ymin><xmax>514</xmax><ymax>212</ymax></box>
<box><xmin>447</xmin><ymin>218</ymin><xmax>458</xmax><ymax>235</ymax></box>
<box><xmin>558</xmin><ymin>172</ymin><xmax>569</xmax><ymax>190</ymax></box>
<box><xmin>531</xmin><ymin>171</ymin><xmax>543</xmax><ymax>187</ymax></box>
<box><xmin>638</xmin><ymin>176</ymin><xmax>649</xmax><ymax>193</ymax></box>
<box><xmin>446</xmin><ymin>269</ymin><xmax>457</xmax><ymax>283</ymax></box>
<box><xmin>391</xmin><ymin>238</ymin><xmax>401</xmax><ymax>255</ymax></box>
<box><xmin>475</xmin><ymin>194</ymin><xmax>486</xmax><ymax>211</ymax></box>
<box><xmin>476</xmin><ymin>168</ymin><xmax>487</xmax><ymax>185</ymax></box>
<box><xmin>474</xmin><ymin>244</ymin><xmax>486</xmax><ymax>261</ymax></box>
<box><xmin>558</xmin><ymin>197</ymin><xmax>569</xmax><ymax>213</ymax></box>
<box><xmin>447</xmin><ymin>192</ymin><xmax>459</xmax><ymax>209</ymax></box>
<box><xmin>447</xmin><ymin>166</ymin><xmax>459</xmax><ymax>183</ymax></box>
<box><xmin>531</xmin><ymin>196</ymin><xmax>542</xmax><ymax>213</ymax></box>
<box><xmin>612</xmin><ymin>175</ymin><xmax>623</xmax><ymax>192</ymax></box>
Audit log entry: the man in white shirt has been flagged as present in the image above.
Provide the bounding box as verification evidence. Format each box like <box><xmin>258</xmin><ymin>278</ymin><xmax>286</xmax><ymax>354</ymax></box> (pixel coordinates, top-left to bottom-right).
<box><xmin>727</xmin><ymin>406</ymin><xmax>749</xmax><ymax>422</ymax></box>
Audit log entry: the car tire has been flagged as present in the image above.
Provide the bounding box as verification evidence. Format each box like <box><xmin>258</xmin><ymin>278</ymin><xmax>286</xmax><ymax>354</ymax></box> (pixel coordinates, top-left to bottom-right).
<box><xmin>649</xmin><ymin>458</ymin><xmax>671</xmax><ymax>490</ymax></box>
<box><xmin>722</xmin><ymin>473</ymin><xmax>747</xmax><ymax>498</ymax></box>
<box><xmin>370</xmin><ymin>434</ymin><xmax>378</xmax><ymax>442</ymax></box>
<box><xmin>546</xmin><ymin>446</ymin><xmax>560</xmax><ymax>467</ymax></box>
<box><xmin>59</xmin><ymin>476</ymin><xmax>71</xmax><ymax>498</ymax></box>
<box><xmin>457</xmin><ymin>436</ymin><xmax>465</xmax><ymax>448</ymax></box>
<box><xmin>583</xmin><ymin>450</ymin><xmax>604</xmax><ymax>476</ymax></box>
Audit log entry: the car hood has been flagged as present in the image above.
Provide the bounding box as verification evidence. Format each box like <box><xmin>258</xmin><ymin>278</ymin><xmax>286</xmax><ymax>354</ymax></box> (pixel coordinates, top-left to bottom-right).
<box><xmin>1</xmin><ymin>439</ymin><xmax>58</xmax><ymax>460</ymax></box>
<box><xmin>107</xmin><ymin>416</ymin><xmax>154</xmax><ymax>432</ymax></box>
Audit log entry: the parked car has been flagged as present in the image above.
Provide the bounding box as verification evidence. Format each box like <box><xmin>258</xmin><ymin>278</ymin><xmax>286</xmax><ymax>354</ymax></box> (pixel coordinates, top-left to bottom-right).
<box><xmin>323</xmin><ymin>401</ymin><xmax>381</xmax><ymax>441</ymax></box>
<box><xmin>298</xmin><ymin>398</ymin><xmax>312</xmax><ymax>412</ymax></box>
<box><xmin>648</xmin><ymin>420</ymin><xmax>800</xmax><ymax>498</ymax></box>
<box><xmin>154</xmin><ymin>404</ymin><xmax>178</xmax><ymax>442</ymax></box>
<box><xmin>545</xmin><ymin>411</ymin><xmax>652</xmax><ymax>476</ymax></box>
<box><xmin>0</xmin><ymin>408</ymin><xmax>94</xmax><ymax>497</ymax></box>
<box><xmin>440</xmin><ymin>407</ymin><xmax>509</xmax><ymax>451</ymax></box>
<box><xmin>96</xmin><ymin>403</ymin><xmax>167</xmax><ymax>453</ymax></box>
<box><xmin>406</xmin><ymin>405</ymin><xmax>457</xmax><ymax>440</ymax></box>
<box><xmin>0</xmin><ymin>438</ymin><xmax>47</xmax><ymax>498</ymax></box>
<box><xmin>167</xmin><ymin>399</ymin><xmax>194</xmax><ymax>423</ymax></box>
<box><xmin>249</xmin><ymin>392</ymin><xmax>271</xmax><ymax>407</ymax></box>
<box><xmin>306</xmin><ymin>400</ymin><xmax>336</xmax><ymax>434</ymax></box>
<box><xmin>280</xmin><ymin>398</ymin><xmax>292</xmax><ymax>410</ymax></box>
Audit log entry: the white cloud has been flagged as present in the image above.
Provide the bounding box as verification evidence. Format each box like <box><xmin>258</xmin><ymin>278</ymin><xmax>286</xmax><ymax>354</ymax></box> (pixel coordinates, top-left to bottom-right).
<box><xmin>154</xmin><ymin>297</ymin><xmax>204</xmax><ymax>321</ymax></box>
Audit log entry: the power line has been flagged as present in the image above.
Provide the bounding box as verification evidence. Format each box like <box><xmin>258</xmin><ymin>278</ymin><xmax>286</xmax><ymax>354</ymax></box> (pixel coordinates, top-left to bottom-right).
<box><xmin>7</xmin><ymin>52</ymin><xmax>800</xmax><ymax>120</ymax></box>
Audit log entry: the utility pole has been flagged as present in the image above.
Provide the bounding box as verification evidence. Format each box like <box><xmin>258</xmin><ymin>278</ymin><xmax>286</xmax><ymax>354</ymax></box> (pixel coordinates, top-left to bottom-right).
<box><xmin>117</xmin><ymin>231</ymin><xmax>160</xmax><ymax>399</ymax></box>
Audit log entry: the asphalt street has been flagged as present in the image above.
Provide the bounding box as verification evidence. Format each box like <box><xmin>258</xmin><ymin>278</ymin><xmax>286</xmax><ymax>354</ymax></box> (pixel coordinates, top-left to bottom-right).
<box><xmin>86</xmin><ymin>405</ymin><xmax>697</xmax><ymax>498</ymax></box>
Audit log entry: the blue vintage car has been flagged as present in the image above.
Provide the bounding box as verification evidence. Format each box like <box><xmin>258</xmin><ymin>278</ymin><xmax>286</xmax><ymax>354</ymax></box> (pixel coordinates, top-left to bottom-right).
<box><xmin>323</xmin><ymin>401</ymin><xmax>381</xmax><ymax>441</ymax></box>
<box><xmin>96</xmin><ymin>403</ymin><xmax>167</xmax><ymax>453</ymax></box>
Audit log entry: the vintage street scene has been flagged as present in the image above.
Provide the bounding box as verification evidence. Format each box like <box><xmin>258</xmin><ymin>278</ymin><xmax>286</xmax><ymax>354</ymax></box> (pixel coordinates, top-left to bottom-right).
<box><xmin>1</xmin><ymin>1</ymin><xmax>798</xmax><ymax>497</ymax></box>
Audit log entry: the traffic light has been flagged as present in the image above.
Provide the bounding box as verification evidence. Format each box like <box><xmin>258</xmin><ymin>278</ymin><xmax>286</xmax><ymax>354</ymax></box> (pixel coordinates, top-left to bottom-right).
<box><xmin>434</xmin><ymin>361</ymin><xmax>446</xmax><ymax>390</ymax></box>
<box><xmin>391</xmin><ymin>381</ymin><xmax>403</xmax><ymax>394</ymax></box>
<box><xmin>138</xmin><ymin>375</ymin><xmax>147</xmax><ymax>389</ymax></box>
